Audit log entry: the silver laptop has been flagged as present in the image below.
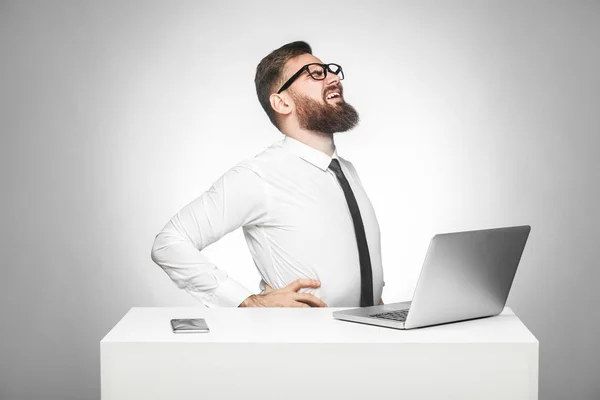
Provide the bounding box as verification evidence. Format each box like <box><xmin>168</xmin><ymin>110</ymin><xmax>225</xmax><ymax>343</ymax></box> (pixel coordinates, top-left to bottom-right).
<box><xmin>332</xmin><ymin>225</ymin><xmax>531</xmax><ymax>330</ymax></box>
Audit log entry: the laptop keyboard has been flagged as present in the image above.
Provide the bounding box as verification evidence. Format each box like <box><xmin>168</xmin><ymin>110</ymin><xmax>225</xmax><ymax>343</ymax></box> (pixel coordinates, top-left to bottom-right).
<box><xmin>370</xmin><ymin>309</ymin><xmax>409</xmax><ymax>322</ymax></box>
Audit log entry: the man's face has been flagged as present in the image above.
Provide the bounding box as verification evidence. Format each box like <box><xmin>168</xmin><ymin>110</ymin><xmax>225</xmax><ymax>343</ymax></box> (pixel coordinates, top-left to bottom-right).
<box><xmin>279</xmin><ymin>53</ymin><xmax>359</xmax><ymax>135</ymax></box>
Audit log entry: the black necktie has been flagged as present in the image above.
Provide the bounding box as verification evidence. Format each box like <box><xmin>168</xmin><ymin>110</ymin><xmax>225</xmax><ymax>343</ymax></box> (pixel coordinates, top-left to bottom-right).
<box><xmin>328</xmin><ymin>158</ymin><xmax>374</xmax><ymax>307</ymax></box>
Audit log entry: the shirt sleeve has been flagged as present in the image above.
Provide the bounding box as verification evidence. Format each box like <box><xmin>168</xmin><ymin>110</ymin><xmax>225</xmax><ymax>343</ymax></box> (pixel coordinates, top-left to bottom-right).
<box><xmin>150</xmin><ymin>162</ymin><xmax>269</xmax><ymax>308</ymax></box>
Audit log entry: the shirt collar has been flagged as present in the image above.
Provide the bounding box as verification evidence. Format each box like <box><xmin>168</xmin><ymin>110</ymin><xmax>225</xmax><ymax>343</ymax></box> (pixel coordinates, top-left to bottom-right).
<box><xmin>281</xmin><ymin>135</ymin><xmax>339</xmax><ymax>171</ymax></box>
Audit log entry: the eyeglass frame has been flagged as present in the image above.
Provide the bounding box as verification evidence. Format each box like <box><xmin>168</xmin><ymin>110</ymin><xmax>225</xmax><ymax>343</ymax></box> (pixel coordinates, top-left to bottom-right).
<box><xmin>276</xmin><ymin>63</ymin><xmax>344</xmax><ymax>94</ymax></box>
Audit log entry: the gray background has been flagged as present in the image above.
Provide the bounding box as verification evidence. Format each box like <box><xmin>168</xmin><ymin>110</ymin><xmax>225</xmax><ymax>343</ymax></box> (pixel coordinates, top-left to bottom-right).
<box><xmin>1</xmin><ymin>1</ymin><xmax>599</xmax><ymax>399</ymax></box>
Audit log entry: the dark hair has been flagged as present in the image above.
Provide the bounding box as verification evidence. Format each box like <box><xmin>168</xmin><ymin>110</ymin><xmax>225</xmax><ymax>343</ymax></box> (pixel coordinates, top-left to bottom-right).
<box><xmin>255</xmin><ymin>41</ymin><xmax>312</xmax><ymax>130</ymax></box>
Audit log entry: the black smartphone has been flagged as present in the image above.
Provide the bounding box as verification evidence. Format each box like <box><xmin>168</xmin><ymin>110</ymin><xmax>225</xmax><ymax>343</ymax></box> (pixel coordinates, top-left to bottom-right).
<box><xmin>170</xmin><ymin>318</ymin><xmax>210</xmax><ymax>333</ymax></box>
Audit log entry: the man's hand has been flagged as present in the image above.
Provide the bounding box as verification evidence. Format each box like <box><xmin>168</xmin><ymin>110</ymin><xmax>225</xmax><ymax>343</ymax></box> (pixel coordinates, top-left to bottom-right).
<box><xmin>265</xmin><ymin>282</ymin><xmax>385</xmax><ymax>306</ymax></box>
<box><xmin>239</xmin><ymin>279</ymin><xmax>327</xmax><ymax>308</ymax></box>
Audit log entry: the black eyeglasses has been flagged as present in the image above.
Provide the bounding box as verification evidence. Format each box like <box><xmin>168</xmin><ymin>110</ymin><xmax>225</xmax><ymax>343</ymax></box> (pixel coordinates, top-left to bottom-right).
<box><xmin>277</xmin><ymin>63</ymin><xmax>344</xmax><ymax>94</ymax></box>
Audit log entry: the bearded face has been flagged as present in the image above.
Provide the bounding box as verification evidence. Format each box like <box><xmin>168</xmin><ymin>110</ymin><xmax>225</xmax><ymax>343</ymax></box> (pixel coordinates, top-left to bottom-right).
<box><xmin>289</xmin><ymin>88</ymin><xmax>360</xmax><ymax>136</ymax></box>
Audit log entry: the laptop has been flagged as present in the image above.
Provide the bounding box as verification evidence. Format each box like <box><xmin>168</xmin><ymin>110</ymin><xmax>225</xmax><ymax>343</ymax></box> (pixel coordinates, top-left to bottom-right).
<box><xmin>332</xmin><ymin>225</ymin><xmax>531</xmax><ymax>330</ymax></box>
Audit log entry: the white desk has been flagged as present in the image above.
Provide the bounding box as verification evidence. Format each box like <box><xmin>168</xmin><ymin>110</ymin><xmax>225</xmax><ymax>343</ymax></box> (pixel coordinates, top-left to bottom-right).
<box><xmin>101</xmin><ymin>307</ymin><xmax>538</xmax><ymax>399</ymax></box>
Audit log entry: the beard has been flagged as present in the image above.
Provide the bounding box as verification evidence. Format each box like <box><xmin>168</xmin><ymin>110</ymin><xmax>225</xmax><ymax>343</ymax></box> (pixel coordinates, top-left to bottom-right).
<box><xmin>289</xmin><ymin>90</ymin><xmax>360</xmax><ymax>135</ymax></box>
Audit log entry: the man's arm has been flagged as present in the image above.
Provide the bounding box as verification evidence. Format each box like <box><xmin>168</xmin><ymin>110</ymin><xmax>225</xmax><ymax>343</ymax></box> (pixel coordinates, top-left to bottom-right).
<box><xmin>150</xmin><ymin>163</ymin><xmax>269</xmax><ymax>308</ymax></box>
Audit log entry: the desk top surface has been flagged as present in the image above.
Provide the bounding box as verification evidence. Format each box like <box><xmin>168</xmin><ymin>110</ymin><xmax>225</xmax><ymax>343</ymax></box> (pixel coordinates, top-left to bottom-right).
<box><xmin>101</xmin><ymin>307</ymin><xmax>537</xmax><ymax>344</ymax></box>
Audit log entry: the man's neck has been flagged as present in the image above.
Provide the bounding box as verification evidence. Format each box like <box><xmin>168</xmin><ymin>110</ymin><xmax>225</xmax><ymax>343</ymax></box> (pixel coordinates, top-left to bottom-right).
<box><xmin>283</xmin><ymin>130</ymin><xmax>336</xmax><ymax>157</ymax></box>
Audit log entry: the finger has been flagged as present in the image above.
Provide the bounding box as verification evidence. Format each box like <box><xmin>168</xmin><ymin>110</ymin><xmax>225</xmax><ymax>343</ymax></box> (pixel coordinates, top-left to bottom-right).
<box><xmin>294</xmin><ymin>293</ymin><xmax>328</xmax><ymax>307</ymax></box>
<box><xmin>286</xmin><ymin>279</ymin><xmax>321</xmax><ymax>292</ymax></box>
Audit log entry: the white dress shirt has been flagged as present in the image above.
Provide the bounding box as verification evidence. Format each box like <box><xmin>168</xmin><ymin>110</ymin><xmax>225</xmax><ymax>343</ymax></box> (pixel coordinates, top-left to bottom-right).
<box><xmin>151</xmin><ymin>135</ymin><xmax>384</xmax><ymax>308</ymax></box>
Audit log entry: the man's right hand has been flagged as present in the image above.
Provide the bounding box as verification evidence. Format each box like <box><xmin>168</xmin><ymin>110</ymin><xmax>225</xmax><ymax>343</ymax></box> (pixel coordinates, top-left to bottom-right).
<box><xmin>239</xmin><ymin>279</ymin><xmax>327</xmax><ymax>307</ymax></box>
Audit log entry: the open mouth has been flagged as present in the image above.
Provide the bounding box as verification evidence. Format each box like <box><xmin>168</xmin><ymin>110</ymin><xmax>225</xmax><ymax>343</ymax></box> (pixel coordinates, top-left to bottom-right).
<box><xmin>325</xmin><ymin>92</ymin><xmax>342</xmax><ymax>100</ymax></box>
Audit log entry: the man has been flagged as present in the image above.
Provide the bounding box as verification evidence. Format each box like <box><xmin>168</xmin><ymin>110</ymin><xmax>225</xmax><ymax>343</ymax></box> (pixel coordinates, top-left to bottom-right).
<box><xmin>151</xmin><ymin>41</ymin><xmax>385</xmax><ymax>308</ymax></box>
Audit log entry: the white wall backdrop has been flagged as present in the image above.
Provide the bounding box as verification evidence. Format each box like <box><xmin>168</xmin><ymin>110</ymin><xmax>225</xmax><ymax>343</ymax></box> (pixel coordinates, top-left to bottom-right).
<box><xmin>1</xmin><ymin>1</ymin><xmax>599</xmax><ymax>399</ymax></box>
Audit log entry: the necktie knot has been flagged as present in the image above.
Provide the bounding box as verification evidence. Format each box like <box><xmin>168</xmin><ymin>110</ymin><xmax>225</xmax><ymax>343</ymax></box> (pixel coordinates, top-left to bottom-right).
<box><xmin>329</xmin><ymin>158</ymin><xmax>342</xmax><ymax>174</ymax></box>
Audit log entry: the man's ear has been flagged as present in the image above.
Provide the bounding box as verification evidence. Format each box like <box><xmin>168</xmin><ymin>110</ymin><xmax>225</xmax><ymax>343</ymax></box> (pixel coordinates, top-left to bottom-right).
<box><xmin>269</xmin><ymin>93</ymin><xmax>292</xmax><ymax>117</ymax></box>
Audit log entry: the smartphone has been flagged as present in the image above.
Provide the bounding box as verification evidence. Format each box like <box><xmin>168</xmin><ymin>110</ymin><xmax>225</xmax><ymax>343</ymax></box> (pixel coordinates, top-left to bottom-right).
<box><xmin>170</xmin><ymin>318</ymin><xmax>210</xmax><ymax>333</ymax></box>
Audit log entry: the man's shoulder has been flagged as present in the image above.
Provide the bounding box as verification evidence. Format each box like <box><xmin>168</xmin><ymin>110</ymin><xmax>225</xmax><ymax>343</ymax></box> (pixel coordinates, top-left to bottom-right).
<box><xmin>235</xmin><ymin>138</ymin><xmax>290</xmax><ymax>174</ymax></box>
